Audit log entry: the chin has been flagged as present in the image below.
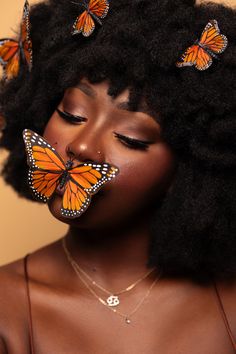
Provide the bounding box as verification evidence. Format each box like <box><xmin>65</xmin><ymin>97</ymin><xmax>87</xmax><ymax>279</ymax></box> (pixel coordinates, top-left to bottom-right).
<box><xmin>47</xmin><ymin>193</ymin><xmax>112</xmax><ymax>229</ymax></box>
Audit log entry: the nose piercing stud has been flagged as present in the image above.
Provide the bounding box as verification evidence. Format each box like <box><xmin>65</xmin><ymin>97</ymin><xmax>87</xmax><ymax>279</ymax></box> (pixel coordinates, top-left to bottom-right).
<box><xmin>97</xmin><ymin>150</ymin><xmax>101</xmax><ymax>155</ymax></box>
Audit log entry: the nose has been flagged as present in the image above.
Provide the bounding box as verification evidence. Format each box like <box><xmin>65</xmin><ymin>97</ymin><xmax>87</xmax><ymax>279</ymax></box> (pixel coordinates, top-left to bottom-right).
<box><xmin>65</xmin><ymin>132</ymin><xmax>104</xmax><ymax>164</ymax></box>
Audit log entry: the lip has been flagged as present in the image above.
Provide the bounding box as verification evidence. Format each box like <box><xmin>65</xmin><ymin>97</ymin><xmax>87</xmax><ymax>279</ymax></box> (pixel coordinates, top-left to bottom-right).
<box><xmin>93</xmin><ymin>189</ymin><xmax>104</xmax><ymax>198</ymax></box>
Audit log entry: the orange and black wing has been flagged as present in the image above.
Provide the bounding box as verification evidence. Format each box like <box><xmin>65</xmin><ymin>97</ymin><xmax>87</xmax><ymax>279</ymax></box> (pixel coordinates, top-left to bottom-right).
<box><xmin>176</xmin><ymin>19</ymin><xmax>228</xmax><ymax>71</ymax></box>
<box><xmin>0</xmin><ymin>39</ymin><xmax>20</xmax><ymax>79</ymax></box>
<box><xmin>23</xmin><ymin>130</ymin><xmax>119</xmax><ymax>217</ymax></box>
<box><xmin>70</xmin><ymin>162</ymin><xmax>119</xmax><ymax>194</ymax></box>
<box><xmin>61</xmin><ymin>162</ymin><xmax>119</xmax><ymax>218</ymax></box>
<box><xmin>199</xmin><ymin>19</ymin><xmax>228</xmax><ymax>55</ymax></box>
<box><xmin>89</xmin><ymin>0</ymin><xmax>109</xmax><ymax>19</ymax></box>
<box><xmin>61</xmin><ymin>179</ymin><xmax>91</xmax><ymax>218</ymax></box>
<box><xmin>23</xmin><ymin>129</ymin><xmax>66</xmax><ymax>202</ymax></box>
<box><xmin>20</xmin><ymin>0</ymin><xmax>33</xmax><ymax>69</ymax></box>
<box><xmin>72</xmin><ymin>10</ymin><xmax>95</xmax><ymax>37</ymax></box>
<box><xmin>0</xmin><ymin>0</ymin><xmax>32</xmax><ymax>79</ymax></box>
<box><xmin>72</xmin><ymin>0</ymin><xmax>109</xmax><ymax>37</ymax></box>
<box><xmin>176</xmin><ymin>43</ymin><xmax>213</xmax><ymax>71</ymax></box>
<box><xmin>28</xmin><ymin>169</ymin><xmax>63</xmax><ymax>202</ymax></box>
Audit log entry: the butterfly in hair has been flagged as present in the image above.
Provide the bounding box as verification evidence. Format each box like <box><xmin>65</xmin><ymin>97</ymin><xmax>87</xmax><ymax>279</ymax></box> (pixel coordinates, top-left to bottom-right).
<box><xmin>176</xmin><ymin>19</ymin><xmax>228</xmax><ymax>71</ymax></box>
<box><xmin>22</xmin><ymin>129</ymin><xmax>119</xmax><ymax>218</ymax></box>
<box><xmin>71</xmin><ymin>0</ymin><xmax>109</xmax><ymax>37</ymax></box>
<box><xmin>0</xmin><ymin>0</ymin><xmax>32</xmax><ymax>80</ymax></box>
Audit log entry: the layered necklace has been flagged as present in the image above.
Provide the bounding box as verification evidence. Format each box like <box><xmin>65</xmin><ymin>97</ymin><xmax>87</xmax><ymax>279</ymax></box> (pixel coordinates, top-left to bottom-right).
<box><xmin>62</xmin><ymin>237</ymin><xmax>162</xmax><ymax>324</ymax></box>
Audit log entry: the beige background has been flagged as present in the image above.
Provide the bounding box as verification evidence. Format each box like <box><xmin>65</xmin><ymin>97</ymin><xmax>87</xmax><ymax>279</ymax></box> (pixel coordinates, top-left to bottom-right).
<box><xmin>0</xmin><ymin>0</ymin><xmax>235</xmax><ymax>266</ymax></box>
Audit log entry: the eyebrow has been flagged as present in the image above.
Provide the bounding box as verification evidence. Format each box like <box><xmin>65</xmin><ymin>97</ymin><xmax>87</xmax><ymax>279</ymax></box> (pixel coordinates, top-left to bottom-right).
<box><xmin>76</xmin><ymin>82</ymin><xmax>97</xmax><ymax>98</ymax></box>
<box><xmin>75</xmin><ymin>82</ymin><xmax>149</xmax><ymax>114</ymax></box>
<box><xmin>116</xmin><ymin>101</ymin><xmax>130</xmax><ymax>111</ymax></box>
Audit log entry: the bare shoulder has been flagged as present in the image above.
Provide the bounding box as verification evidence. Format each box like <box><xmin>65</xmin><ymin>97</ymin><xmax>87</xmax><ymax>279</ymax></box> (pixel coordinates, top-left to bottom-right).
<box><xmin>0</xmin><ymin>238</ymin><xmax>66</xmax><ymax>353</ymax></box>
<box><xmin>0</xmin><ymin>256</ymin><xmax>27</xmax><ymax>301</ymax></box>
<box><xmin>0</xmin><ymin>257</ymin><xmax>28</xmax><ymax>339</ymax></box>
<box><xmin>0</xmin><ymin>238</ymin><xmax>63</xmax><ymax>337</ymax></box>
<box><xmin>215</xmin><ymin>278</ymin><xmax>236</xmax><ymax>340</ymax></box>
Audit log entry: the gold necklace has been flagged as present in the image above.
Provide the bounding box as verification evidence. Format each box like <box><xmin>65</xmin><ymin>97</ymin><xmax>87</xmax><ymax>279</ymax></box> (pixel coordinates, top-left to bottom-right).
<box><xmin>62</xmin><ymin>237</ymin><xmax>156</xmax><ymax>308</ymax></box>
<box><xmin>62</xmin><ymin>237</ymin><xmax>162</xmax><ymax>324</ymax></box>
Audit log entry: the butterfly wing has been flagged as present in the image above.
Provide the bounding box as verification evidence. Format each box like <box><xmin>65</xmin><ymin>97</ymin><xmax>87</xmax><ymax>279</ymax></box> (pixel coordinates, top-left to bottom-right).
<box><xmin>29</xmin><ymin>169</ymin><xmax>62</xmax><ymax>202</ymax></box>
<box><xmin>176</xmin><ymin>43</ymin><xmax>213</xmax><ymax>71</ymax></box>
<box><xmin>70</xmin><ymin>163</ymin><xmax>119</xmax><ymax>194</ymax></box>
<box><xmin>61</xmin><ymin>179</ymin><xmax>91</xmax><ymax>218</ymax></box>
<box><xmin>89</xmin><ymin>0</ymin><xmax>109</xmax><ymax>19</ymax></box>
<box><xmin>23</xmin><ymin>129</ymin><xmax>66</xmax><ymax>202</ymax></box>
<box><xmin>23</xmin><ymin>130</ymin><xmax>119</xmax><ymax>216</ymax></box>
<box><xmin>0</xmin><ymin>39</ymin><xmax>19</xmax><ymax>63</ymax></box>
<box><xmin>0</xmin><ymin>39</ymin><xmax>20</xmax><ymax>79</ymax></box>
<box><xmin>72</xmin><ymin>0</ymin><xmax>109</xmax><ymax>36</ymax></box>
<box><xmin>72</xmin><ymin>10</ymin><xmax>95</xmax><ymax>37</ymax></box>
<box><xmin>20</xmin><ymin>0</ymin><xmax>33</xmax><ymax>70</ymax></box>
<box><xmin>82</xmin><ymin>12</ymin><xmax>95</xmax><ymax>37</ymax></box>
<box><xmin>194</xmin><ymin>46</ymin><xmax>213</xmax><ymax>71</ymax></box>
<box><xmin>199</xmin><ymin>19</ymin><xmax>228</xmax><ymax>55</ymax></box>
<box><xmin>61</xmin><ymin>162</ymin><xmax>119</xmax><ymax>218</ymax></box>
<box><xmin>176</xmin><ymin>19</ymin><xmax>227</xmax><ymax>71</ymax></box>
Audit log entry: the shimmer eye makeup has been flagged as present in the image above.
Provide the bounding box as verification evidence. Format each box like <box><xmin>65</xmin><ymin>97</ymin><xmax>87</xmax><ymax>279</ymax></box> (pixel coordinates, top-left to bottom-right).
<box><xmin>114</xmin><ymin>132</ymin><xmax>152</xmax><ymax>150</ymax></box>
<box><xmin>56</xmin><ymin>108</ymin><xmax>87</xmax><ymax>124</ymax></box>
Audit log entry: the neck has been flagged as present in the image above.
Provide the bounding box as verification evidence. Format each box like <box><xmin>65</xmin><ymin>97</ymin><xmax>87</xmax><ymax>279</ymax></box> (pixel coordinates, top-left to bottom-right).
<box><xmin>64</xmin><ymin>218</ymin><xmax>156</xmax><ymax>289</ymax></box>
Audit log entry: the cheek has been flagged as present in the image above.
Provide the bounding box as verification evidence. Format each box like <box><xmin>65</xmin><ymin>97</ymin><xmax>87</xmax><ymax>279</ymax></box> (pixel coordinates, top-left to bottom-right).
<box><xmin>43</xmin><ymin>114</ymin><xmax>69</xmax><ymax>155</ymax></box>
<box><xmin>114</xmin><ymin>144</ymin><xmax>176</xmax><ymax>208</ymax></box>
<box><xmin>43</xmin><ymin>114</ymin><xmax>59</xmax><ymax>138</ymax></box>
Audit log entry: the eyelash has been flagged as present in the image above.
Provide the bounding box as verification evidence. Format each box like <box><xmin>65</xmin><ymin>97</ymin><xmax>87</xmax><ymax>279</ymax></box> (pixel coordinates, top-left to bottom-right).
<box><xmin>56</xmin><ymin>108</ymin><xmax>85</xmax><ymax>124</ymax></box>
<box><xmin>56</xmin><ymin>108</ymin><xmax>150</xmax><ymax>150</ymax></box>
<box><xmin>114</xmin><ymin>133</ymin><xmax>149</xmax><ymax>150</ymax></box>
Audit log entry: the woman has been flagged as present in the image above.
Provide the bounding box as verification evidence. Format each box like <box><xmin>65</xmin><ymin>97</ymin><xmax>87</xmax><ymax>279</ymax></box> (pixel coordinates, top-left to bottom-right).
<box><xmin>0</xmin><ymin>0</ymin><xmax>235</xmax><ymax>352</ymax></box>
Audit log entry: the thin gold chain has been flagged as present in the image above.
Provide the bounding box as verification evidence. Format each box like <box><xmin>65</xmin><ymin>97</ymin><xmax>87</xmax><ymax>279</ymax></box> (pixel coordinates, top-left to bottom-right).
<box><xmin>62</xmin><ymin>236</ymin><xmax>162</xmax><ymax>324</ymax></box>
<box><xmin>62</xmin><ymin>237</ymin><xmax>156</xmax><ymax>296</ymax></box>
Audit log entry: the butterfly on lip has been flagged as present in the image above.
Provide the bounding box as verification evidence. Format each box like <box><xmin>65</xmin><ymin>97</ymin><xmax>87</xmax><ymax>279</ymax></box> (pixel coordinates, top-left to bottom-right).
<box><xmin>176</xmin><ymin>19</ymin><xmax>228</xmax><ymax>71</ymax></box>
<box><xmin>71</xmin><ymin>0</ymin><xmax>109</xmax><ymax>37</ymax></box>
<box><xmin>22</xmin><ymin>129</ymin><xmax>119</xmax><ymax>219</ymax></box>
<box><xmin>0</xmin><ymin>0</ymin><xmax>32</xmax><ymax>80</ymax></box>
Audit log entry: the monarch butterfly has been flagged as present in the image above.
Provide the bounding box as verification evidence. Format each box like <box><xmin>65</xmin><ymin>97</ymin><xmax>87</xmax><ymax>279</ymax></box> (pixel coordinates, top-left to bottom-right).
<box><xmin>176</xmin><ymin>19</ymin><xmax>228</xmax><ymax>71</ymax></box>
<box><xmin>0</xmin><ymin>0</ymin><xmax>32</xmax><ymax>80</ymax></box>
<box><xmin>22</xmin><ymin>129</ymin><xmax>119</xmax><ymax>218</ymax></box>
<box><xmin>71</xmin><ymin>0</ymin><xmax>109</xmax><ymax>37</ymax></box>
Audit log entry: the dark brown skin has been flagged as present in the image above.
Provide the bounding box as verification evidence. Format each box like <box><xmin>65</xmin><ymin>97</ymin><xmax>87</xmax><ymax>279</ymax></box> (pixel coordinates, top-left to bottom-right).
<box><xmin>0</xmin><ymin>79</ymin><xmax>236</xmax><ymax>353</ymax></box>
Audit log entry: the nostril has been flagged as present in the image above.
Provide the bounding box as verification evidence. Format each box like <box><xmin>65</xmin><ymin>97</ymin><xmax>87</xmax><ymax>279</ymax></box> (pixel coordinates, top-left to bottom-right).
<box><xmin>66</xmin><ymin>146</ymin><xmax>75</xmax><ymax>158</ymax></box>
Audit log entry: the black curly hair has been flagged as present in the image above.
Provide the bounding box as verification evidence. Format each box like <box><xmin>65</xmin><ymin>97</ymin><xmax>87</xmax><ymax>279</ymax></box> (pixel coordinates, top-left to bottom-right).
<box><xmin>0</xmin><ymin>0</ymin><xmax>235</xmax><ymax>283</ymax></box>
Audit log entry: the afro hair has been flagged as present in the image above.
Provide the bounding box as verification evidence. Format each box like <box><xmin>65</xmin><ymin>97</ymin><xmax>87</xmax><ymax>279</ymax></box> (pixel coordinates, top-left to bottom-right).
<box><xmin>0</xmin><ymin>0</ymin><xmax>236</xmax><ymax>283</ymax></box>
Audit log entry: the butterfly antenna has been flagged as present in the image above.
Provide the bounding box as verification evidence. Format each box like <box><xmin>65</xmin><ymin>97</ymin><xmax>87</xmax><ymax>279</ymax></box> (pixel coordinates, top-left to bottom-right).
<box><xmin>70</xmin><ymin>0</ymin><xmax>88</xmax><ymax>9</ymax></box>
<box><xmin>69</xmin><ymin>154</ymin><xmax>77</xmax><ymax>166</ymax></box>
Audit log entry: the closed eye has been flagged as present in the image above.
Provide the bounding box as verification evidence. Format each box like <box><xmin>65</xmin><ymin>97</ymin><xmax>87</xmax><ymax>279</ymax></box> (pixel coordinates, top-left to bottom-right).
<box><xmin>114</xmin><ymin>133</ymin><xmax>151</xmax><ymax>150</ymax></box>
<box><xmin>56</xmin><ymin>108</ymin><xmax>87</xmax><ymax>124</ymax></box>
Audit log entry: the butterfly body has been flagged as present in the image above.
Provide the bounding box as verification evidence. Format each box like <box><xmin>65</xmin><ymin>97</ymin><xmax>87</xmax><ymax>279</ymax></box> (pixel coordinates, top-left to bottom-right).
<box><xmin>176</xmin><ymin>19</ymin><xmax>228</xmax><ymax>71</ymax></box>
<box><xmin>23</xmin><ymin>129</ymin><xmax>119</xmax><ymax>218</ymax></box>
<box><xmin>197</xmin><ymin>40</ymin><xmax>218</xmax><ymax>60</ymax></box>
<box><xmin>87</xmin><ymin>9</ymin><xmax>103</xmax><ymax>26</ymax></box>
<box><xmin>59</xmin><ymin>168</ymin><xmax>71</xmax><ymax>189</ymax></box>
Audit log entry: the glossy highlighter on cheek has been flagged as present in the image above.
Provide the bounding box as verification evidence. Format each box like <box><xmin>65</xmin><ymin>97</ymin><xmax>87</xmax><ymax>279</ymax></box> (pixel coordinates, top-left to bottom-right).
<box><xmin>22</xmin><ymin>129</ymin><xmax>119</xmax><ymax>218</ymax></box>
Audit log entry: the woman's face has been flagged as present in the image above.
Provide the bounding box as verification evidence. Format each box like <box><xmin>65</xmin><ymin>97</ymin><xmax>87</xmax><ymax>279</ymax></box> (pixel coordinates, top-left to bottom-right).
<box><xmin>43</xmin><ymin>79</ymin><xmax>177</xmax><ymax>230</ymax></box>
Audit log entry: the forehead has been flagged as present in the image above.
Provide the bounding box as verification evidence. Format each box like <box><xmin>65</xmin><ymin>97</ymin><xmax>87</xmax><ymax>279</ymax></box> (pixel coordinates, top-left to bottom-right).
<box><xmin>71</xmin><ymin>78</ymin><xmax>161</xmax><ymax>121</ymax></box>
